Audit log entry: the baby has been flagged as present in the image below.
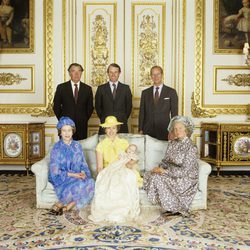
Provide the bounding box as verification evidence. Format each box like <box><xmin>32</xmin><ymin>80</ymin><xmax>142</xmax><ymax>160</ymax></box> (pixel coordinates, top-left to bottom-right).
<box><xmin>122</xmin><ymin>144</ymin><xmax>143</xmax><ymax>188</ymax></box>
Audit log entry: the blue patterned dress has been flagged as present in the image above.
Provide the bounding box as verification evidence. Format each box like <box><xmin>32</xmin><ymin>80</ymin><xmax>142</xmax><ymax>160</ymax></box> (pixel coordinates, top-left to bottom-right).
<box><xmin>48</xmin><ymin>140</ymin><xmax>95</xmax><ymax>209</ymax></box>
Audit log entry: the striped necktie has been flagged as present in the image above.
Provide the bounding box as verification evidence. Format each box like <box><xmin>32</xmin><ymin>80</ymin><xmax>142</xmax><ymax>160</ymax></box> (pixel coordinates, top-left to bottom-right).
<box><xmin>154</xmin><ymin>86</ymin><xmax>159</xmax><ymax>105</ymax></box>
<box><xmin>112</xmin><ymin>83</ymin><xmax>117</xmax><ymax>99</ymax></box>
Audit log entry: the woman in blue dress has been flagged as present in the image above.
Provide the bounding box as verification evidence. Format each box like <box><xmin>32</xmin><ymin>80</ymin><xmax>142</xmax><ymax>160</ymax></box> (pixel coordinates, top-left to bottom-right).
<box><xmin>49</xmin><ymin>116</ymin><xmax>95</xmax><ymax>215</ymax></box>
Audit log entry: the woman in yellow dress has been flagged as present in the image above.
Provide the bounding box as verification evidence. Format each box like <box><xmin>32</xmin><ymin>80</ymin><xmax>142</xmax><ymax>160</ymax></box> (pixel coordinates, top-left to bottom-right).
<box><xmin>89</xmin><ymin>116</ymin><xmax>140</xmax><ymax>222</ymax></box>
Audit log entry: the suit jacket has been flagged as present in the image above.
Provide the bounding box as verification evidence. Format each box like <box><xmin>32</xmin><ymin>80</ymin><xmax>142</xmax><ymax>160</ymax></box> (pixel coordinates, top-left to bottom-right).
<box><xmin>95</xmin><ymin>81</ymin><xmax>132</xmax><ymax>134</ymax></box>
<box><xmin>53</xmin><ymin>81</ymin><xmax>94</xmax><ymax>140</ymax></box>
<box><xmin>139</xmin><ymin>84</ymin><xmax>178</xmax><ymax>140</ymax></box>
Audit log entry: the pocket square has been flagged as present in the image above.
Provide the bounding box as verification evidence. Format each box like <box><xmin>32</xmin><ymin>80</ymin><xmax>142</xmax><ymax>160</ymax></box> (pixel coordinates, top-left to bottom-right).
<box><xmin>164</xmin><ymin>97</ymin><xmax>170</xmax><ymax>100</ymax></box>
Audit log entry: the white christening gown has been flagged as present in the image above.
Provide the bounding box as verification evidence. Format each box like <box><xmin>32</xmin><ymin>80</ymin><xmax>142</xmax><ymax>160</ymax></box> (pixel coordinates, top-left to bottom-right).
<box><xmin>89</xmin><ymin>154</ymin><xmax>140</xmax><ymax>222</ymax></box>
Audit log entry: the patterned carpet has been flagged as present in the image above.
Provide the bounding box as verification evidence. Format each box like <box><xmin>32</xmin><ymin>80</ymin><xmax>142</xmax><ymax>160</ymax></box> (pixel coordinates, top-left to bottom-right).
<box><xmin>0</xmin><ymin>174</ymin><xmax>249</xmax><ymax>250</ymax></box>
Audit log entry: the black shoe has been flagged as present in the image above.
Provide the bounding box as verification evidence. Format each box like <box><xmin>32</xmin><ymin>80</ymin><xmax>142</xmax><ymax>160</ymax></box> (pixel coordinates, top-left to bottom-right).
<box><xmin>162</xmin><ymin>210</ymin><xmax>172</xmax><ymax>215</ymax></box>
<box><xmin>164</xmin><ymin>212</ymin><xmax>181</xmax><ymax>217</ymax></box>
<box><xmin>49</xmin><ymin>204</ymin><xmax>63</xmax><ymax>215</ymax></box>
<box><xmin>49</xmin><ymin>207</ymin><xmax>63</xmax><ymax>216</ymax></box>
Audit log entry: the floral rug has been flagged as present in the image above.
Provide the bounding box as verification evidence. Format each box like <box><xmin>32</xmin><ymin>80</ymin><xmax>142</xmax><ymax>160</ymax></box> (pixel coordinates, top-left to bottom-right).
<box><xmin>0</xmin><ymin>174</ymin><xmax>249</xmax><ymax>250</ymax></box>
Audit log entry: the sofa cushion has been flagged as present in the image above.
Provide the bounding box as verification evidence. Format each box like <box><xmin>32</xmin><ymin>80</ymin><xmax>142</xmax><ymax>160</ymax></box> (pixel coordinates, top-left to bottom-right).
<box><xmin>79</xmin><ymin>134</ymin><xmax>99</xmax><ymax>176</ymax></box>
<box><xmin>145</xmin><ymin>135</ymin><xmax>168</xmax><ymax>171</ymax></box>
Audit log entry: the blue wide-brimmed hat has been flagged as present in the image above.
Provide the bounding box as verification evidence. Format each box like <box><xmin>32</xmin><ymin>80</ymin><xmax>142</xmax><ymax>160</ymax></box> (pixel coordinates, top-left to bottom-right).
<box><xmin>56</xmin><ymin>116</ymin><xmax>75</xmax><ymax>129</ymax></box>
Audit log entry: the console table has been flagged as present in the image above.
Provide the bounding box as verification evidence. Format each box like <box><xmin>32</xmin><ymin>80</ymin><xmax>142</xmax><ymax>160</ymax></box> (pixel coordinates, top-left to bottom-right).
<box><xmin>0</xmin><ymin>122</ymin><xmax>45</xmax><ymax>174</ymax></box>
<box><xmin>201</xmin><ymin>122</ymin><xmax>250</xmax><ymax>175</ymax></box>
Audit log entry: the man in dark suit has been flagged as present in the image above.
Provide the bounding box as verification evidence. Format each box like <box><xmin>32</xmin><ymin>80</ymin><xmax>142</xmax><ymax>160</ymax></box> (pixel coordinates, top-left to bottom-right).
<box><xmin>95</xmin><ymin>63</ymin><xmax>132</xmax><ymax>134</ymax></box>
<box><xmin>139</xmin><ymin>65</ymin><xmax>178</xmax><ymax>141</ymax></box>
<box><xmin>53</xmin><ymin>63</ymin><xmax>94</xmax><ymax>140</ymax></box>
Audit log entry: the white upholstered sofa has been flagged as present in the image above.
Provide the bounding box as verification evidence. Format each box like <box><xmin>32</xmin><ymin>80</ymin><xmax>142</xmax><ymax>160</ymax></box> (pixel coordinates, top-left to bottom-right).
<box><xmin>31</xmin><ymin>134</ymin><xmax>211</xmax><ymax>210</ymax></box>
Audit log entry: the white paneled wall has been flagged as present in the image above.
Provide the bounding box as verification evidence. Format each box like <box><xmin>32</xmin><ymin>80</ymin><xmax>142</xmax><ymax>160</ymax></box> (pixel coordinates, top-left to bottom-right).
<box><xmin>0</xmin><ymin>0</ymin><xmax>249</xmax><ymax>170</ymax></box>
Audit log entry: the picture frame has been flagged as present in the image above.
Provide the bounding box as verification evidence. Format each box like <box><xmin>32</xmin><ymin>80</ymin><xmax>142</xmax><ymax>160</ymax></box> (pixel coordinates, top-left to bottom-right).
<box><xmin>214</xmin><ymin>0</ymin><xmax>249</xmax><ymax>54</ymax></box>
<box><xmin>0</xmin><ymin>0</ymin><xmax>54</xmax><ymax>116</ymax></box>
<box><xmin>31</xmin><ymin>131</ymin><xmax>40</xmax><ymax>143</ymax></box>
<box><xmin>0</xmin><ymin>0</ymin><xmax>34</xmax><ymax>53</ymax></box>
<box><xmin>0</xmin><ymin>65</ymin><xmax>35</xmax><ymax>93</ymax></box>
<box><xmin>32</xmin><ymin>144</ymin><xmax>40</xmax><ymax>156</ymax></box>
<box><xmin>231</xmin><ymin>135</ymin><xmax>250</xmax><ymax>160</ymax></box>
<box><xmin>3</xmin><ymin>132</ymin><xmax>23</xmax><ymax>158</ymax></box>
<box><xmin>213</xmin><ymin>66</ymin><xmax>250</xmax><ymax>94</ymax></box>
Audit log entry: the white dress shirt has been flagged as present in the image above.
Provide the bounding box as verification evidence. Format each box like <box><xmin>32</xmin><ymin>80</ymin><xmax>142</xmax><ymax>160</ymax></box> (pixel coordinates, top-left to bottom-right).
<box><xmin>71</xmin><ymin>81</ymin><xmax>80</xmax><ymax>95</ymax></box>
<box><xmin>109</xmin><ymin>81</ymin><xmax>118</xmax><ymax>92</ymax></box>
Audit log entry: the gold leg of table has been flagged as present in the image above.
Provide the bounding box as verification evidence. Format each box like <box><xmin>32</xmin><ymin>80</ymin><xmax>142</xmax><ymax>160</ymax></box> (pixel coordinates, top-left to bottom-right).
<box><xmin>25</xmin><ymin>164</ymin><xmax>30</xmax><ymax>176</ymax></box>
<box><xmin>216</xmin><ymin>165</ymin><xmax>221</xmax><ymax>176</ymax></box>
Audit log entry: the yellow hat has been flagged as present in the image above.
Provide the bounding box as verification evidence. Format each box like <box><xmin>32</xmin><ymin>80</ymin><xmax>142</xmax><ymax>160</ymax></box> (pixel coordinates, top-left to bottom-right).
<box><xmin>100</xmin><ymin>116</ymin><xmax>123</xmax><ymax>128</ymax></box>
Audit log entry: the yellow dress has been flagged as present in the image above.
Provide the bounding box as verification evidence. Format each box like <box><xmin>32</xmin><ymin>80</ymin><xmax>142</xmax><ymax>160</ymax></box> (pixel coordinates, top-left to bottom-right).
<box><xmin>96</xmin><ymin>136</ymin><xmax>129</xmax><ymax>167</ymax></box>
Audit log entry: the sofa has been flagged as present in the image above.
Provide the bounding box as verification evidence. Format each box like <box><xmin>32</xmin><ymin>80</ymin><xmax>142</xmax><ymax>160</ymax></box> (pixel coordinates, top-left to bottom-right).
<box><xmin>31</xmin><ymin>133</ymin><xmax>211</xmax><ymax>210</ymax></box>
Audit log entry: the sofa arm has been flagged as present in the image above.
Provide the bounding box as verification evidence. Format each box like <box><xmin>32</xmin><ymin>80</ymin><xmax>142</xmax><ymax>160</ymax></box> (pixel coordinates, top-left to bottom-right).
<box><xmin>197</xmin><ymin>159</ymin><xmax>211</xmax><ymax>191</ymax></box>
<box><xmin>31</xmin><ymin>157</ymin><xmax>50</xmax><ymax>195</ymax></box>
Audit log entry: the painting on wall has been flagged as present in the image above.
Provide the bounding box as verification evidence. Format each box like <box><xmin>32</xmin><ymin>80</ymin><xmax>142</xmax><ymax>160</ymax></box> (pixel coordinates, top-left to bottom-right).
<box><xmin>192</xmin><ymin>0</ymin><xmax>248</xmax><ymax>118</ymax></box>
<box><xmin>214</xmin><ymin>0</ymin><xmax>250</xmax><ymax>54</ymax></box>
<box><xmin>0</xmin><ymin>0</ymin><xmax>34</xmax><ymax>53</ymax></box>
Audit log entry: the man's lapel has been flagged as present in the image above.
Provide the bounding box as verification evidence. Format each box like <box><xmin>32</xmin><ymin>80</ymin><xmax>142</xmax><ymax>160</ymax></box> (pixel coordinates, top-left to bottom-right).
<box><xmin>67</xmin><ymin>81</ymin><xmax>75</xmax><ymax>102</ymax></box>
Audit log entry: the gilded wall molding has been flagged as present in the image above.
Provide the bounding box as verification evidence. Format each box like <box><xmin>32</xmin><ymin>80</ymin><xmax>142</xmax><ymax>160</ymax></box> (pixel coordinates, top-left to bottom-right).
<box><xmin>83</xmin><ymin>3</ymin><xmax>117</xmax><ymax>89</ymax></box>
<box><xmin>222</xmin><ymin>74</ymin><xmax>250</xmax><ymax>87</ymax></box>
<box><xmin>0</xmin><ymin>73</ymin><xmax>26</xmax><ymax>86</ymax></box>
<box><xmin>191</xmin><ymin>92</ymin><xmax>215</xmax><ymax>118</ymax></box>
<box><xmin>192</xmin><ymin>0</ymin><xmax>248</xmax><ymax>117</ymax></box>
<box><xmin>138</xmin><ymin>15</ymin><xmax>158</xmax><ymax>87</ymax></box>
<box><xmin>213</xmin><ymin>66</ymin><xmax>250</xmax><ymax>94</ymax></box>
<box><xmin>91</xmin><ymin>15</ymin><xmax>109</xmax><ymax>87</ymax></box>
<box><xmin>132</xmin><ymin>2</ymin><xmax>165</xmax><ymax>99</ymax></box>
<box><xmin>62</xmin><ymin>0</ymin><xmax>67</xmax><ymax>81</ymax></box>
<box><xmin>0</xmin><ymin>65</ymin><xmax>34</xmax><ymax>93</ymax></box>
<box><xmin>0</xmin><ymin>0</ymin><xmax>54</xmax><ymax>116</ymax></box>
<box><xmin>181</xmin><ymin>0</ymin><xmax>186</xmax><ymax>115</ymax></box>
<box><xmin>32</xmin><ymin>0</ymin><xmax>54</xmax><ymax>116</ymax></box>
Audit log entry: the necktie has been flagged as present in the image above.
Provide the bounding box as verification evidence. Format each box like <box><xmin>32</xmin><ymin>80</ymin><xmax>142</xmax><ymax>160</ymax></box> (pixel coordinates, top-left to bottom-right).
<box><xmin>74</xmin><ymin>84</ymin><xmax>78</xmax><ymax>104</ymax></box>
<box><xmin>112</xmin><ymin>83</ymin><xmax>116</xmax><ymax>99</ymax></box>
<box><xmin>154</xmin><ymin>86</ymin><xmax>159</xmax><ymax>105</ymax></box>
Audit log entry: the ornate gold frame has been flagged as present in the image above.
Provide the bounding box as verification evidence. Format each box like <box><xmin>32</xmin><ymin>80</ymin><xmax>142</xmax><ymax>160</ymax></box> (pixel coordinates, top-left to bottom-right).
<box><xmin>214</xmin><ymin>0</ymin><xmax>244</xmax><ymax>54</ymax></box>
<box><xmin>0</xmin><ymin>65</ymin><xmax>34</xmax><ymax>93</ymax></box>
<box><xmin>192</xmin><ymin>0</ymin><xmax>248</xmax><ymax>118</ymax></box>
<box><xmin>0</xmin><ymin>0</ymin><xmax>35</xmax><ymax>53</ymax></box>
<box><xmin>213</xmin><ymin>66</ymin><xmax>250</xmax><ymax>94</ymax></box>
<box><xmin>229</xmin><ymin>133</ymin><xmax>250</xmax><ymax>161</ymax></box>
<box><xmin>0</xmin><ymin>0</ymin><xmax>54</xmax><ymax>116</ymax></box>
